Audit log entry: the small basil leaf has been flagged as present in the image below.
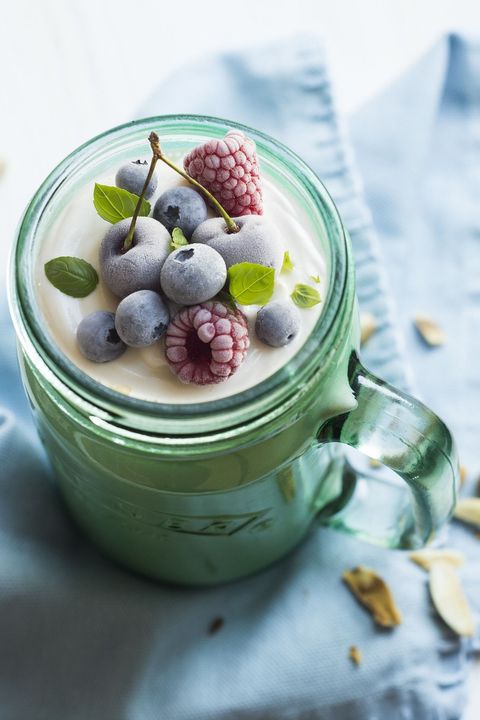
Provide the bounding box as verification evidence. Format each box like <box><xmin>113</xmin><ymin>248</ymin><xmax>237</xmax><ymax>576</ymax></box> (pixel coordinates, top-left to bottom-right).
<box><xmin>310</xmin><ymin>274</ymin><xmax>321</xmax><ymax>284</ymax></box>
<box><xmin>291</xmin><ymin>283</ymin><xmax>321</xmax><ymax>309</ymax></box>
<box><xmin>170</xmin><ymin>227</ymin><xmax>189</xmax><ymax>251</ymax></box>
<box><xmin>93</xmin><ymin>183</ymin><xmax>150</xmax><ymax>223</ymax></box>
<box><xmin>281</xmin><ymin>250</ymin><xmax>294</xmax><ymax>273</ymax></box>
<box><xmin>44</xmin><ymin>256</ymin><xmax>99</xmax><ymax>298</ymax></box>
<box><xmin>228</xmin><ymin>262</ymin><xmax>275</xmax><ymax>306</ymax></box>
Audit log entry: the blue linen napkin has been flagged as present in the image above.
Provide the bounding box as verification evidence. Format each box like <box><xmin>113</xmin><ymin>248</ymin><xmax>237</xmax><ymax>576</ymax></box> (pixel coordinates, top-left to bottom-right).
<box><xmin>351</xmin><ymin>33</ymin><xmax>480</xmax><ymax>472</ymax></box>
<box><xmin>0</xmin><ymin>33</ymin><xmax>478</xmax><ymax>720</ymax></box>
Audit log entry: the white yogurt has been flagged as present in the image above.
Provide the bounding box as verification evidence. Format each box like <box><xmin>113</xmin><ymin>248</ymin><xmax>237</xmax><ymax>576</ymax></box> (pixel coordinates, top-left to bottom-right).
<box><xmin>35</xmin><ymin>160</ymin><xmax>327</xmax><ymax>403</ymax></box>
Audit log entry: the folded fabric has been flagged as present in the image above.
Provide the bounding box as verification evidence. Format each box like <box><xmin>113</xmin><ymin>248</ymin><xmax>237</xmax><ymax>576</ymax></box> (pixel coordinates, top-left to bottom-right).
<box><xmin>352</xmin><ymin>33</ymin><xmax>480</xmax><ymax>473</ymax></box>
<box><xmin>0</xmin><ymin>33</ymin><xmax>477</xmax><ymax>720</ymax></box>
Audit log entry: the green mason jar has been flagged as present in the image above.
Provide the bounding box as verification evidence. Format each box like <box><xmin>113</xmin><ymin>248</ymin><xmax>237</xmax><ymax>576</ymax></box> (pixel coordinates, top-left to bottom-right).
<box><xmin>8</xmin><ymin>116</ymin><xmax>459</xmax><ymax>585</ymax></box>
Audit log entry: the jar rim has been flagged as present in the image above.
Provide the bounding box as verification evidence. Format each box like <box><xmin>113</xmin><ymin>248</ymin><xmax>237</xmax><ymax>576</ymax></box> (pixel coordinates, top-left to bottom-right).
<box><xmin>9</xmin><ymin>114</ymin><xmax>352</xmax><ymax>435</ymax></box>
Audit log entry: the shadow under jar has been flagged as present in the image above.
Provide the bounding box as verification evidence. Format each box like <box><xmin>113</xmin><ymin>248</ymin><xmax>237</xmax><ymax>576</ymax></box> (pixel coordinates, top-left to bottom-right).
<box><xmin>8</xmin><ymin>115</ymin><xmax>459</xmax><ymax>585</ymax></box>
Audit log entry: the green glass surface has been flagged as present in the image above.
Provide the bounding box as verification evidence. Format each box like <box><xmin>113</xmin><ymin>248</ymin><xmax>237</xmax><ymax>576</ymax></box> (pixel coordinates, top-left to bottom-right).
<box><xmin>8</xmin><ymin>116</ymin><xmax>459</xmax><ymax>585</ymax></box>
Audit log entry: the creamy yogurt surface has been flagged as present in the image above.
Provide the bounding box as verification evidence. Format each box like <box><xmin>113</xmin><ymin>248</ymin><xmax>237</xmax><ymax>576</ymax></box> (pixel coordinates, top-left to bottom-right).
<box><xmin>35</xmin><ymin>160</ymin><xmax>327</xmax><ymax>403</ymax></box>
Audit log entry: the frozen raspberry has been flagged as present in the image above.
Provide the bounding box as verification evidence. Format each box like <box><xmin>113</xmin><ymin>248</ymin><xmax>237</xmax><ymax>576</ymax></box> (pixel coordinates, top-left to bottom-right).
<box><xmin>165</xmin><ymin>301</ymin><xmax>250</xmax><ymax>385</ymax></box>
<box><xmin>183</xmin><ymin>131</ymin><xmax>263</xmax><ymax>217</ymax></box>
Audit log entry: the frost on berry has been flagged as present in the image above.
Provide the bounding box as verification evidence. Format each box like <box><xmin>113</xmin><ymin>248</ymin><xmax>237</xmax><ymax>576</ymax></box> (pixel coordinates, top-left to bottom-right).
<box><xmin>184</xmin><ymin>131</ymin><xmax>263</xmax><ymax>217</ymax></box>
<box><xmin>165</xmin><ymin>301</ymin><xmax>250</xmax><ymax>385</ymax></box>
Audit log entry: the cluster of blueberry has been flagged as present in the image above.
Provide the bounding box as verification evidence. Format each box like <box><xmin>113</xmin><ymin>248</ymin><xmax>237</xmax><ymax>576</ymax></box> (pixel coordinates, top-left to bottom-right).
<box><xmin>73</xmin><ymin>130</ymin><xmax>303</xmax><ymax>386</ymax></box>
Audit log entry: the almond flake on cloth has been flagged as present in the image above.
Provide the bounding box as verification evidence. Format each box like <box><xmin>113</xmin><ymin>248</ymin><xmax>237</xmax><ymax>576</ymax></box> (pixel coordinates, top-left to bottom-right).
<box><xmin>429</xmin><ymin>560</ymin><xmax>475</xmax><ymax>637</ymax></box>
<box><xmin>349</xmin><ymin>645</ymin><xmax>362</xmax><ymax>666</ymax></box>
<box><xmin>453</xmin><ymin>498</ymin><xmax>480</xmax><ymax>528</ymax></box>
<box><xmin>342</xmin><ymin>566</ymin><xmax>402</xmax><ymax>628</ymax></box>
<box><xmin>409</xmin><ymin>549</ymin><xmax>465</xmax><ymax>571</ymax></box>
<box><xmin>360</xmin><ymin>312</ymin><xmax>377</xmax><ymax>345</ymax></box>
<box><xmin>414</xmin><ymin>314</ymin><xmax>446</xmax><ymax>346</ymax></box>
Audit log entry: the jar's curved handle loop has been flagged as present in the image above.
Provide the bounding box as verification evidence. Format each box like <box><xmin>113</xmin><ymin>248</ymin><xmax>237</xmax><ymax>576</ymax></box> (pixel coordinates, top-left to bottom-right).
<box><xmin>318</xmin><ymin>355</ymin><xmax>459</xmax><ymax>549</ymax></box>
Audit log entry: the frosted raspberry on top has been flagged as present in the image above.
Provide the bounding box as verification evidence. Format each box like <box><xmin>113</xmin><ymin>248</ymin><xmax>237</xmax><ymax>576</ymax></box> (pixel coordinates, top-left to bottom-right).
<box><xmin>165</xmin><ymin>301</ymin><xmax>250</xmax><ymax>385</ymax></box>
<box><xmin>183</xmin><ymin>131</ymin><xmax>263</xmax><ymax>217</ymax></box>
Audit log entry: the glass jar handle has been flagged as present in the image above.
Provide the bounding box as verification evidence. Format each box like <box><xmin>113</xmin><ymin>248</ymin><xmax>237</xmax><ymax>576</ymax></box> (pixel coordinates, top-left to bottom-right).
<box><xmin>318</xmin><ymin>355</ymin><xmax>459</xmax><ymax>549</ymax></box>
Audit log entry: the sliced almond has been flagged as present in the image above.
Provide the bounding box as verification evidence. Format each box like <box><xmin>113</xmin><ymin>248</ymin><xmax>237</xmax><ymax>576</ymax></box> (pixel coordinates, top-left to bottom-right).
<box><xmin>349</xmin><ymin>645</ymin><xmax>362</xmax><ymax>665</ymax></box>
<box><xmin>414</xmin><ymin>314</ymin><xmax>446</xmax><ymax>347</ymax></box>
<box><xmin>409</xmin><ymin>549</ymin><xmax>465</xmax><ymax>571</ymax></box>
<box><xmin>453</xmin><ymin>497</ymin><xmax>480</xmax><ymax>528</ymax></box>
<box><xmin>369</xmin><ymin>458</ymin><xmax>381</xmax><ymax>468</ymax></box>
<box><xmin>342</xmin><ymin>566</ymin><xmax>402</xmax><ymax>627</ymax></box>
<box><xmin>429</xmin><ymin>560</ymin><xmax>475</xmax><ymax>636</ymax></box>
<box><xmin>360</xmin><ymin>312</ymin><xmax>377</xmax><ymax>346</ymax></box>
<box><xmin>459</xmin><ymin>465</ymin><xmax>467</xmax><ymax>488</ymax></box>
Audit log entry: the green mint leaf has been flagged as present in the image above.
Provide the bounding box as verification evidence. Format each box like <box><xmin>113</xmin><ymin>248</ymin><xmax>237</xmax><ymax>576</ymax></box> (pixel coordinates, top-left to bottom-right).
<box><xmin>291</xmin><ymin>283</ymin><xmax>321</xmax><ymax>309</ymax></box>
<box><xmin>93</xmin><ymin>183</ymin><xmax>150</xmax><ymax>223</ymax></box>
<box><xmin>44</xmin><ymin>256</ymin><xmax>98</xmax><ymax>298</ymax></box>
<box><xmin>310</xmin><ymin>274</ymin><xmax>321</xmax><ymax>284</ymax></box>
<box><xmin>281</xmin><ymin>251</ymin><xmax>294</xmax><ymax>273</ymax></box>
<box><xmin>228</xmin><ymin>262</ymin><xmax>275</xmax><ymax>306</ymax></box>
<box><xmin>170</xmin><ymin>226</ymin><xmax>189</xmax><ymax>251</ymax></box>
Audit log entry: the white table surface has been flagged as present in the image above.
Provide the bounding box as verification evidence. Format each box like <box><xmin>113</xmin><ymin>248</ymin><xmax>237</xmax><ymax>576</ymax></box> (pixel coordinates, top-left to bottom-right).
<box><xmin>0</xmin><ymin>0</ymin><xmax>479</xmax><ymax>716</ymax></box>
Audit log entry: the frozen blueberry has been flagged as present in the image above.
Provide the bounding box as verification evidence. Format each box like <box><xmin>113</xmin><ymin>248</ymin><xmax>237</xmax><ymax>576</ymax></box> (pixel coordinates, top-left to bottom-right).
<box><xmin>192</xmin><ymin>215</ymin><xmax>283</xmax><ymax>271</ymax></box>
<box><xmin>76</xmin><ymin>311</ymin><xmax>126</xmax><ymax>362</ymax></box>
<box><xmin>100</xmin><ymin>216</ymin><xmax>170</xmax><ymax>298</ymax></box>
<box><xmin>255</xmin><ymin>301</ymin><xmax>301</xmax><ymax>347</ymax></box>
<box><xmin>115</xmin><ymin>290</ymin><xmax>170</xmax><ymax>348</ymax></box>
<box><xmin>116</xmin><ymin>160</ymin><xmax>158</xmax><ymax>199</ymax></box>
<box><xmin>160</xmin><ymin>244</ymin><xmax>227</xmax><ymax>305</ymax></box>
<box><xmin>153</xmin><ymin>187</ymin><xmax>208</xmax><ymax>239</ymax></box>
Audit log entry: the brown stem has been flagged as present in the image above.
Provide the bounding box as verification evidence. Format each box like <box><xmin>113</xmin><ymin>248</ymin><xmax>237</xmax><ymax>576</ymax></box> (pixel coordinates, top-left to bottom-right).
<box><xmin>123</xmin><ymin>132</ymin><xmax>240</xmax><ymax>251</ymax></box>
<box><xmin>152</xmin><ymin>132</ymin><xmax>239</xmax><ymax>234</ymax></box>
<box><xmin>123</xmin><ymin>133</ymin><xmax>161</xmax><ymax>251</ymax></box>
